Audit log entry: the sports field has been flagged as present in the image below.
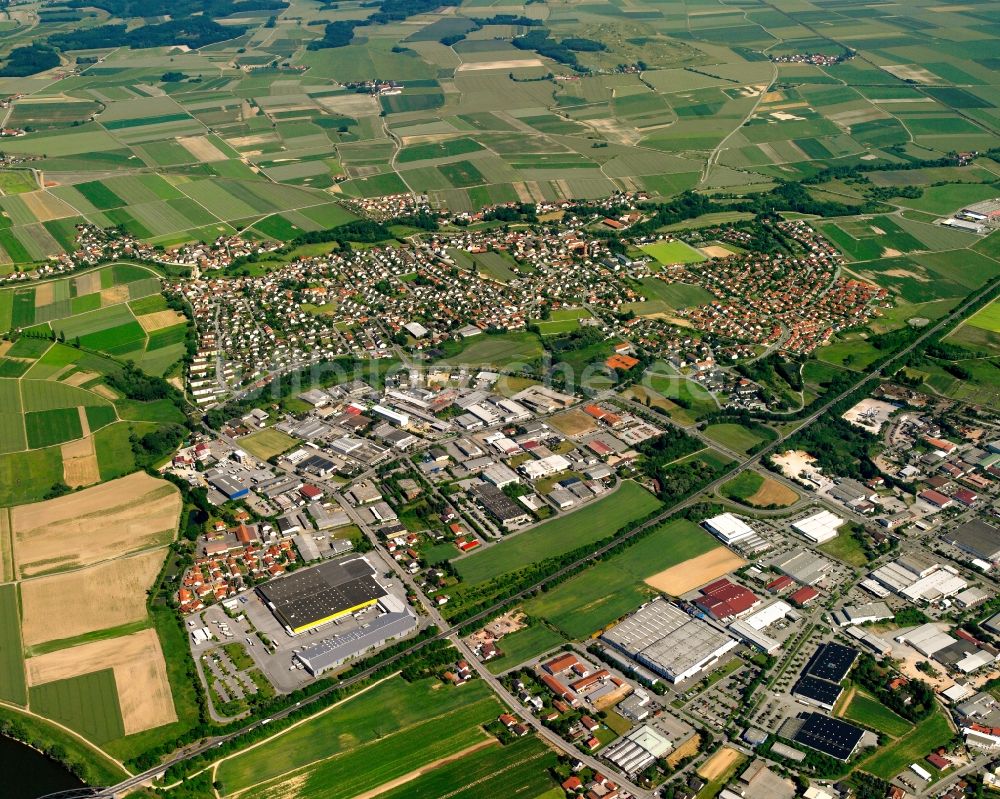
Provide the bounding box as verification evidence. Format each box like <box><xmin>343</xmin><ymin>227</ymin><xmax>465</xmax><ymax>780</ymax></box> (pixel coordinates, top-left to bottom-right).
<box><xmin>218</xmin><ymin>677</ymin><xmax>503</xmax><ymax>798</ymax></box>
<box><xmin>640</xmin><ymin>240</ymin><xmax>707</xmax><ymax>265</ymax></box>
<box><xmin>455</xmin><ymin>481</ymin><xmax>660</xmax><ymax>585</ymax></box>
<box><xmin>522</xmin><ymin>517</ymin><xmax>721</xmax><ymax>638</ymax></box>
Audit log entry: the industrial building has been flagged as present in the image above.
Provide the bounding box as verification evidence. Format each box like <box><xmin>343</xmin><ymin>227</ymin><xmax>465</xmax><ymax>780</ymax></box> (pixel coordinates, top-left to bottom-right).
<box><xmin>727</xmin><ymin>601</ymin><xmax>793</xmax><ymax>655</ymax></box>
<box><xmin>695</xmin><ymin>579</ymin><xmax>760</xmax><ymax>621</ymax></box>
<box><xmin>602</xmin><ymin>724</ymin><xmax>674</xmax><ymax>775</ymax></box>
<box><xmin>602</xmin><ymin>600</ymin><xmax>738</xmax><ymax>683</ymax></box>
<box><xmin>941</xmin><ymin>519</ymin><xmax>1000</xmax><ymax>562</ymax></box>
<box><xmin>791</xmin><ymin>510</ymin><xmax>845</xmax><ymax>544</ymax></box>
<box><xmin>295</xmin><ymin>604</ymin><xmax>416</xmax><ymax>675</ymax></box>
<box><xmin>257</xmin><ymin>556</ymin><xmax>387</xmax><ymax>635</ymax></box>
<box><xmin>830</xmin><ymin>601</ymin><xmax>893</xmax><ymax>627</ymax></box>
<box><xmin>790</xmin><ymin>713</ymin><xmax>867</xmax><ymax>761</ymax></box>
<box><xmin>704</xmin><ymin>513</ymin><xmax>755</xmax><ymax>545</ymax></box>
<box><xmin>766</xmin><ymin>549</ymin><xmax>834</xmax><ymax>586</ymax></box>
<box><xmin>869</xmin><ymin>557</ymin><xmax>967</xmax><ymax>603</ymax></box>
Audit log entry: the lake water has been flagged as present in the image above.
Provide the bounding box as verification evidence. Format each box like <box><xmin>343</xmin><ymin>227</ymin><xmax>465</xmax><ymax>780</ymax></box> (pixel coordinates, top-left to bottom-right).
<box><xmin>0</xmin><ymin>734</ymin><xmax>85</xmax><ymax>798</ymax></box>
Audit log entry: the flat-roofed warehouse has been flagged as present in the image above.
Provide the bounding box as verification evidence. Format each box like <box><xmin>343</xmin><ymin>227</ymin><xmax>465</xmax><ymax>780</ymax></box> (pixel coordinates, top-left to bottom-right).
<box><xmin>791</xmin><ymin>713</ymin><xmax>867</xmax><ymax>761</ymax></box>
<box><xmin>941</xmin><ymin>519</ymin><xmax>1000</xmax><ymax>562</ymax></box>
<box><xmin>602</xmin><ymin>599</ymin><xmax>737</xmax><ymax>683</ymax></box>
<box><xmin>257</xmin><ymin>556</ymin><xmax>387</xmax><ymax>634</ymax></box>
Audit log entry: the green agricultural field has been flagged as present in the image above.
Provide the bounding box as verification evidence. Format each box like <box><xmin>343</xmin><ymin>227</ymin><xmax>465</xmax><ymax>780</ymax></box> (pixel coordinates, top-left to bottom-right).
<box><xmin>21</xmin><ymin>380</ymin><xmax>110</xmax><ymax>412</ymax></box>
<box><xmin>523</xmin><ymin>518</ymin><xmax>721</xmax><ymax>639</ymax></box>
<box><xmin>860</xmin><ymin>710</ymin><xmax>953</xmax><ymax>780</ymax></box>
<box><xmin>640</xmin><ymin>240</ymin><xmax>707</xmax><ymax>265</ymax></box>
<box><xmin>218</xmin><ymin>677</ymin><xmax>501</xmax><ymax>796</ymax></box>
<box><xmin>456</xmin><ymin>481</ymin><xmax>660</xmax><ymax>586</ymax></box>
<box><xmin>0</xmin><ymin>583</ymin><xmax>27</xmax><ymax>705</ymax></box>
<box><xmin>29</xmin><ymin>669</ymin><xmax>126</xmax><ymax>745</ymax></box>
<box><xmin>964</xmin><ymin>300</ymin><xmax>1000</xmax><ymax>333</ymax></box>
<box><xmin>376</xmin><ymin>737</ymin><xmax>558</xmax><ymax>799</ymax></box>
<box><xmin>442</xmin><ymin>332</ymin><xmax>543</xmax><ymax>367</ymax></box>
<box><xmin>703</xmin><ymin>423</ymin><xmax>773</xmax><ymax>454</ymax></box>
<box><xmin>239</xmin><ymin>429</ymin><xmax>300</xmax><ymax>461</ymax></box>
<box><xmin>0</xmin><ymin>447</ymin><xmax>63</xmax><ymax>506</ymax></box>
<box><xmin>485</xmin><ymin>623</ymin><xmax>567</xmax><ymax>675</ymax></box>
<box><xmin>25</xmin><ymin>407</ymin><xmax>84</xmax><ymax>449</ymax></box>
<box><xmin>843</xmin><ymin>691</ymin><xmax>913</xmax><ymax>738</ymax></box>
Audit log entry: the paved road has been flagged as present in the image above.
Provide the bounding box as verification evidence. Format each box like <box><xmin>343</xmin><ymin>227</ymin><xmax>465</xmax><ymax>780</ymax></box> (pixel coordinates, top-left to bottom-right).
<box><xmin>81</xmin><ymin>273</ymin><xmax>1000</xmax><ymax>798</ymax></box>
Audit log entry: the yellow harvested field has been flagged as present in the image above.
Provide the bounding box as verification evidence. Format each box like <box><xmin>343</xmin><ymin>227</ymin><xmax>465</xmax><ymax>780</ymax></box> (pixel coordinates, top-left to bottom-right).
<box><xmin>137</xmin><ymin>309</ymin><xmax>186</xmax><ymax>332</ymax></box>
<box><xmin>62</xmin><ymin>370</ymin><xmax>99</xmax><ymax>387</ymax></box>
<box><xmin>549</xmin><ymin>409</ymin><xmax>598</xmax><ymax>437</ymax></box>
<box><xmin>0</xmin><ymin>341</ymin><xmax>10</xmax><ymax>357</ymax></box>
<box><xmin>456</xmin><ymin>58</ymin><xmax>546</xmax><ymax>71</ymax></box>
<box><xmin>100</xmin><ymin>285</ymin><xmax>130</xmax><ymax>306</ymax></box>
<box><xmin>746</xmin><ymin>477</ymin><xmax>798</xmax><ymax>508</ymax></box>
<box><xmin>177</xmin><ymin>135</ymin><xmax>227</xmax><ymax>162</ymax></box>
<box><xmin>34</xmin><ymin>281</ymin><xmax>54</xmax><ymax>307</ymax></box>
<box><xmin>19</xmin><ymin>190</ymin><xmax>75</xmax><ymax>222</ymax></box>
<box><xmin>666</xmin><ymin>734</ymin><xmax>700</xmax><ymax>768</ymax></box>
<box><xmin>698</xmin><ymin>245</ymin><xmax>735</xmax><ymax>259</ymax></box>
<box><xmin>698</xmin><ymin>746</ymin><xmax>744</xmax><ymax>780</ymax></box>
<box><xmin>13</xmin><ymin>472</ymin><xmax>180</xmax><ymax>577</ymax></box>
<box><xmin>20</xmin><ymin>548</ymin><xmax>165</xmax><ymax>646</ymax></box>
<box><xmin>26</xmin><ymin>629</ymin><xmax>177</xmax><ymax>735</ymax></box>
<box><xmin>92</xmin><ymin>384</ymin><xmax>119</xmax><ymax>400</ymax></box>
<box><xmin>644</xmin><ymin>547</ymin><xmax>746</xmax><ymax>596</ymax></box>
<box><xmin>61</xmin><ymin>433</ymin><xmax>100</xmax><ymax>488</ymax></box>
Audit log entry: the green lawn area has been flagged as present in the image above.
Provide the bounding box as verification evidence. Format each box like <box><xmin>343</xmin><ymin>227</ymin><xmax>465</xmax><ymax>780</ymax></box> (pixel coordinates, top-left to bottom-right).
<box><xmin>485</xmin><ymin>623</ymin><xmax>567</xmax><ymax>674</ymax></box>
<box><xmin>218</xmin><ymin>677</ymin><xmax>502</xmax><ymax>798</ymax></box>
<box><xmin>523</xmin><ymin>518</ymin><xmax>721</xmax><ymax>639</ymax></box>
<box><xmin>238</xmin><ymin>429</ymin><xmax>300</xmax><ymax>461</ymax></box>
<box><xmin>703</xmin><ymin>422</ymin><xmax>772</xmax><ymax>454</ymax></box>
<box><xmin>816</xmin><ymin>337</ymin><xmax>882</xmax><ymax>370</ymax></box>
<box><xmin>721</xmin><ymin>471</ymin><xmax>764</xmax><ymax>502</ymax></box>
<box><xmin>640</xmin><ymin>240</ymin><xmax>707</xmax><ymax>265</ymax></box>
<box><xmin>843</xmin><ymin>691</ymin><xmax>913</xmax><ymax>738</ymax></box>
<box><xmin>455</xmin><ymin>481</ymin><xmax>661</xmax><ymax>585</ymax></box>
<box><xmin>441</xmin><ymin>332</ymin><xmax>542</xmax><ymax>367</ymax></box>
<box><xmin>819</xmin><ymin>532</ymin><xmax>870</xmax><ymax>567</ymax></box>
<box><xmin>860</xmin><ymin>709</ymin><xmax>953</xmax><ymax>780</ymax></box>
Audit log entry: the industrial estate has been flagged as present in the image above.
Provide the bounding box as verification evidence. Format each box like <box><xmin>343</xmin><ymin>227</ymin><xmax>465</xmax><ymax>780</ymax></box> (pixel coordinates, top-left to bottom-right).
<box><xmin>1</xmin><ymin>1</ymin><xmax>1000</xmax><ymax>799</ymax></box>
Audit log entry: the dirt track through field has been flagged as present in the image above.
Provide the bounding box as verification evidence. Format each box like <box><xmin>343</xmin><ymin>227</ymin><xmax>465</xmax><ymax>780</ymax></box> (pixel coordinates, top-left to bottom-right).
<box><xmin>644</xmin><ymin>547</ymin><xmax>746</xmax><ymax>596</ymax></box>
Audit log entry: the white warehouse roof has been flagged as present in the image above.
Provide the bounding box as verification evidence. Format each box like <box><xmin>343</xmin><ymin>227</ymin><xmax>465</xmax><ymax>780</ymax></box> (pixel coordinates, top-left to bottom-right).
<box><xmin>792</xmin><ymin>510</ymin><xmax>845</xmax><ymax>544</ymax></box>
<box><xmin>704</xmin><ymin>513</ymin><xmax>754</xmax><ymax>544</ymax></box>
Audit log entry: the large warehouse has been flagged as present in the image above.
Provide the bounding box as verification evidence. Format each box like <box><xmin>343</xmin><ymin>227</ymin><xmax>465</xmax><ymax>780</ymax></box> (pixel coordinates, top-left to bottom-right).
<box><xmin>257</xmin><ymin>556</ymin><xmax>388</xmax><ymax>635</ymax></box>
<box><xmin>602</xmin><ymin>599</ymin><xmax>737</xmax><ymax>683</ymax></box>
